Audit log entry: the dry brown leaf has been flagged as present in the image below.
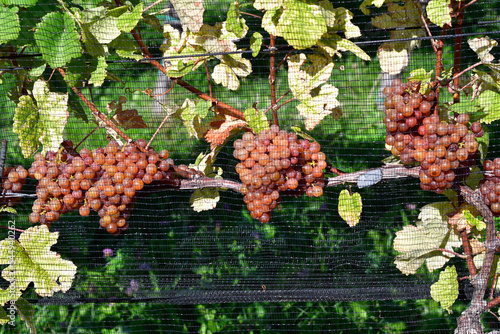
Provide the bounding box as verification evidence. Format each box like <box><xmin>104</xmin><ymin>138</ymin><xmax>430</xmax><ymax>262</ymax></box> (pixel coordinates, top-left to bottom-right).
<box><xmin>204</xmin><ymin>115</ymin><xmax>247</xmax><ymax>149</ymax></box>
<box><xmin>448</xmin><ymin>212</ymin><xmax>471</xmax><ymax>234</ymax></box>
<box><xmin>469</xmin><ymin>238</ymin><xmax>485</xmax><ymax>255</ymax></box>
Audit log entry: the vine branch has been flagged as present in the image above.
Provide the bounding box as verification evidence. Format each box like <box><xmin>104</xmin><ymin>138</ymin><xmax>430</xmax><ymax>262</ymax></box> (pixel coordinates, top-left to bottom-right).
<box><xmin>269</xmin><ymin>34</ymin><xmax>279</xmax><ymax>126</ymax></box>
<box><xmin>57</xmin><ymin>68</ymin><xmax>132</xmax><ymax>144</ymax></box>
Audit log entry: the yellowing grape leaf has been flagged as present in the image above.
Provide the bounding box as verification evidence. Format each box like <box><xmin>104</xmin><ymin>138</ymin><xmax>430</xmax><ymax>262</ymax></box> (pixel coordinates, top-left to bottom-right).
<box><xmin>261</xmin><ymin>8</ymin><xmax>280</xmax><ymax>36</ymax></box>
<box><xmin>297</xmin><ymin>84</ymin><xmax>341</xmax><ymax>130</ymax></box>
<box><xmin>254</xmin><ymin>0</ymin><xmax>283</xmax><ymax>11</ymax></box>
<box><xmin>430</xmin><ymin>266</ymin><xmax>458</xmax><ymax>313</ymax></box>
<box><xmin>330</xmin><ymin>7</ymin><xmax>360</xmax><ymax>40</ymax></box>
<box><xmin>276</xmin><ymin>0</ymin><xmax>327</xmax><ymax>49</ymax></box>
<box><xmin>378</xmin><ymin>43</ymin><xmax>410</xmax><ymax>75</ymax></box>
<box><xmin>317</xmin><ymin>35</ymin><xmax>371</xmax><ymax>61</ymax></box>
<box><xmin>13</xmin><ymin>80</ymin><xmax>69</xmax><ymax>158</ymax></box>
<box><xmin>359</xmin><ymin>0</ymin><xmax>387</xmax><ymax>15</ymax></box>
<box><xmin>178</xmin><ymin>98</ymin><xmax>211</xmax><ymax>138</ymax></box>
<box><xmin>463</xmin><ymin>209</ymin><xmax>486</xmax><ymax>231</ymax></box>
<box><xmin>171</xmin><ymin>0</ymin><xmax>204</xmax><ymax>33</ymax></box>
<box><xmin>393</xmin><ymin>202</ymin><xmax>461</xmax><ymax>275</ymax></box>
<box><xmin>372</xmin><ymin>1</ymin><xmax>424</xmax><ymax>74</ymax></box>
<box><xmin>190</xmin><ymin>189</ymin><xmax>220</xmax><ymax>212</ymax></box>
<box><xmin>468</xmin><ymin>36</ymin><xmax>497</xmax><ymax>63</ymax></box>
<box><xmin>205</xmin><ymin>114</ymin><xmax>247</xmax><ymax>149</ymax></box>
<box><xmin>287</xmin><ymin>53</ymin><xmax>334</xmax><ymax>100</ymax></box>
<box><xmin>0</xmin><ymin>225</ymin><xmax>77</xmax><ymax>302</ymax></box>
<box><xmin>426</xmin><ymin>0</ymin><xmax>452</xmax><ymax>28</ymax></box>
<box><xmin>338</xmin><ymin>189</ymin><xmax>362</xmax><ymax>227</ymax></box>
<box><xmin>244</xmin><ymin>107</ymin><xmax>269</xmax><ymax>134</ymax></box>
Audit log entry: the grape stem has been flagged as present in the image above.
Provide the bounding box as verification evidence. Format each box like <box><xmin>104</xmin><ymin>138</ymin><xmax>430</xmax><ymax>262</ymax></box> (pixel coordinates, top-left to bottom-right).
<box><xmin>269</xmin><ymin>34</ymin><xmax>279</xmax><ymax>126</ymax></box>
<box><xmin>57</xmin><ymin>68</ymin><xmax>133</xmax><ymax>144</ymax></box>
<box><xmin>0</xmin><ymin>225</ymin><xmax>25</xmax><ymax>233</ymax></box>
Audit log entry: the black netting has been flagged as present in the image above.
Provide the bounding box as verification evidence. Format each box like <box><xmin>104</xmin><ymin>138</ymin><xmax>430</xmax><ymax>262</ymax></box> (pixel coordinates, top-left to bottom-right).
<box><xmin>1</xmin><ymin>0</ymin><xmax>500</xmax><ymax>332</ymax></box>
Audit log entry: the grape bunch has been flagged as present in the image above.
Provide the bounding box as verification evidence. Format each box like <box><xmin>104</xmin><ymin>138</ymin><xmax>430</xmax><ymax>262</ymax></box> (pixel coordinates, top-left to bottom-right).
<box><xmin>28</xmin><ymin>139</ymin><xmax>177</xmax><ymax>235</ymax></box>
<box><xmin>233</xmin><ymin>125</ymin><xmax>326</xmax><ymax>223</ymax></box>
<box><xmin>1</xmin><ymin>165</ymin><xmax>28</xmax><ymax>207</ymax></box>
<box><xmin>383</xmin><ymin>79</ymin><xmax>483</xmax><ymax>193</ymax></box>
<box><xmin>480</xmin><ymin>159</ymin><xmax>500</xmax><ymax>215</ymax></box>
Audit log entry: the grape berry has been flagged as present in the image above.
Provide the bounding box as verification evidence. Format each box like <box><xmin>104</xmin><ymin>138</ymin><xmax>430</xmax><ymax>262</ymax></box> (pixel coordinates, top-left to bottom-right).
<box><xmin>28</xmin><ymin>140</ymin><xmax>176</xmax><ymax>234</ymax></box>
<box><xmin>234</xmin><ymin>125</ymin><xmax>326</xmax><ymax>223</ymax></box>
<box><xmin>383</xmin><ymin>79</ymin><xmax>483</xmax><ymax>193</ymax></box>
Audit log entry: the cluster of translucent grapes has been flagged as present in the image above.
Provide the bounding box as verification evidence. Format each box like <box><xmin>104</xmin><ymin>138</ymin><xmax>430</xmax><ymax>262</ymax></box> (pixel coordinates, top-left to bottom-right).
<box><xmin>383</xmin><ymin>79</ymin><xmax>483</xmax><ymax>193</ymax></box>
<box><xmin>233</xmin><ymin>125</ymin><xmax>326</xmax><ymax>223</ymax></box>
<box><xmin>29</xmin><ymin>140</ymin><xmax>176</xmax><ymax>235</ymax></box>
<box><xmin>480</xmin><ymin>159</ymin><xmax>500</xmax><ymax>214</ymax></box>
<box><xmin>1</xmin><ymin>165</ymin><xmax>28</xmax><ymax>207</ymax></box>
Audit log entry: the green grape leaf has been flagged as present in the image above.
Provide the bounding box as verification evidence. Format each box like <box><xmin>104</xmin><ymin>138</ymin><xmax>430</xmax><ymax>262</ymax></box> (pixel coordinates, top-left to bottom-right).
<box><xmin>15</xmin><ymin>298</ymin><xmax>35</xmax><ymax>333</ymax></box>
<box><xmin>87</xmin><ymin>14</ymin><xmax>120</xmax><ymax>47</ymax></box>
<box><xmin>0</xmin><ymin>225</ymin><xmax>77</xmax><ymax>300</ymax></box>
<box><xmin>250</xmin><ymin>32</ymin><xmax>263</xmax><ymax>57</ymax></box>
<box><xmin>393</xmin><ymin>202</ymin><xmax>461</xmax><ymax>275</ymax></box>
<box><xmin>463</xmin><ymin>209</ymin><xmax>485</xmax><ymax>231</ymax></box>
<box><xmin>29</xmin><ymin>63</ymin><xmax>46</xmax><ymax>79</ymax></box>
<box><xmin>336</xmin><ymin>39</ymin><xmax>371</xmax><ymax>61</ymax></box>
<box><xmin>409</xmin><ymin>68</ymin><xmax>433</xmax><ymax>94</ymax></box>
<box><xmin>360</xmin><ymin>0</ymin><xmax>387</xmax><ymax>15</ymax></box>
<box><xmin>276</xmin><ymin>0</ymin><xmax>327</xmax><ymax>49</ymax></box>
<box><xmin>331</xmin><ymin>8</ymin><xmax>361</xmax><ymax>40</ymax></box>
<box><xmin>0</xmin><ymin>0</ymin><xmax>37</xmax><ymax>7</ymax></box>
<box><xmin>287</xmin><ymin>53</ymin><xmax>334</xmax><ymax>100</ymax></box>
<box><xmin>476</xmin><ymin>90</ymin><xmax>500</xmax><ymax>124</ymax></box>
<box><xmin>13</xmin><ymin>95</ymin><xmax>40</xmax><ymax>157</ymax></box>
<box><xmin>190</xmin><ymin>147</ymin><xmax>223</xmax><ymax>178</ymax></box>
<box><xmin>0</xmin><ymin>205</ymin><xmax>17</xmax><ymax>214</ymax></box>
<box><xmin>296</xmin><ymin>84</ymin><xmax>341</xmax><ymax>130</ymax></box>
<box><xmin>430</xmin><ymin>266</ymin><xmax>458</xmax><ymax>313</ymax></box>
<box><xmin>254</xmin><ymin>0</ymin><xmax>282</xmax><ymax>11</ymax></box>
<box><xmin>0</xmin><ymin>306</ymin><xmax>8</xmax><ymax>325</ymax></box>
<box><xmin>0</xmin><ymin>7</ymin><xmax>20</xmax><ymax>45</ymax></box>
<box><xmin>110</xmin><ymin>33</ymin><xmax>143</xmax><ymax>60</ymax></box>
<box><xmin>80</xmin><ymin>24</ymin><xmax>106</xmax><ymax>57</ymax></box>
<box><xmin>178</xmin><ymin>98</ymin><xmax>211</xmax><ymax>138</ymax></box>
<box><xmin>142</xmin><ymin>14</ymin><xmax>163</xmax><ymax>32</ymax></box>
<box><xmin>468</xmin><ymin>36</ymin><xmax>497</xmax><ymax>63</ymax></box>
<box><xmin>476</xmin><ymin>127</ymin><xmax>489</xmax><ymax>163</ymax></box>
<box><xmin>35</xmin><ymin>12</ymin><xmax>81</xmax><ymax>68</ymax></box>
<box><xmin>116</xmin><ymin>3</ymin><xmax>142</xmax><ymax>33</ymax></box>
<box><xmin>291</xmin><ymin>126</ymin><xmax>316</xmax><ymax>141</ymax></box>
<box><xmin>426</xmin><ymin>0</ymin><xmax>452</xmax><ymax>28</ymax></box>
<box><xmin>190</xmin><ymin>189</ymin><xmax>220</xmax><ymax>212</ymax></box>
<box><xmin>88</xmin><ymin>56</ymin><xmax>107</xmax><ymax>87</ymax></box>
<box><xmin>338</xmin><ymin>189</ymin><xmax>362</xmax><ymax>227</ymax></box>
<box><xmin>171</xmin><ymin>0</ymin><xmax>204</xmax><ymax>33</ymax></box>
<box><xmin>225</xmin><ymin>1</ymin><xmax>246</xmax><ymax>39</ymax></box>
<box><xmin>244</xmin><ymin>107</ymin><xmax>269</xmax><ymax>134</ymax></box>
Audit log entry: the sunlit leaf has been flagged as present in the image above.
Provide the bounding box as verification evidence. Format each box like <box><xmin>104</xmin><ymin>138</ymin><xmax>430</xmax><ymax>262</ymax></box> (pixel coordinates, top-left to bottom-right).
<box><xmin>430</xmin><ymin>266</ymin><xmax>458</xmax><ymax>313</ymax></box>
<box><xmin>35</xmin><ymin>12</ymin><xmax>81</xmax><ymax>68</ymax></box>
<box><xmin>171</xmin><ymin>0</ymin><xmax>204</xmax><ymax>33</ymax></box>
<box><xmin>0</xmin><ymin>225</ymin><xmax>77</xmax><ymax>301</ymax></box>
<box><xmin>393</xmin><ymin>202</ymin><xmax>461</xmax><ymax>275</ymax></box>
<box><xmin>426</xmin><ymin>0</ymin><xmax>452</xmax><ymax>28</ymax></box>
<box><xmin>244</xmin><ymin>107</ymin><xmax>269</xmax><ymax>134</ymax></box>
<box><xmin>378</xmin><ymin>42</ymin><xmax>409</xmax><ymax>75</ymax></box>
<box><xmin>359</xmin><ymin>0</ymin><xmax>387</xmax><ymax>14</ymax></box>
<box><xmin>250</xmin><ymin>32</ymin><xmax>263</xmax><ymax>57</ymax></box>
<box><xmin>190</xmin><ymin>189</ymin><xmax>220</xmax><ymax>212</ymax></box>
<box><xmin>476</xmin><ymin>90</ymin><xmax>500</xmax><ymax>124</ymax></box>
<box><xmin>296</xmin><ymin>84</ymin><xmax>341</xmax><ymax>130</ymax></box>
<box><xmin>116</xmin><ymin>3</ymin><xmax>142</xmax><ymax>33</ymax></box>
<box><xmin>468</xmin><ymin>36</ymin><xmax>498</xmax><ymax>63</ymax></box>
<box><xmin>463</xmin><ymin>209</ymin><xmax>485</xmax><ymax>231</ymax></box>
<box><xmin>88</xmin><ymin>56</ymin><xmax>107</xmax><ymax>87</ymax></box>
<box><xmin>0</xmin><ymin>7</ymin><xmax>20</xmax><ymax>45</ymax></box>
<box><xmin>338</xmin><ymin>189</ymin><xmax>362</xmax><ymax>227</ymax></box>
<box><xmin>205</xmin><ymin>115</ymin><xmax>247</xmax><ymax>149</ymax></box>
<box><xmin>254</xmin><ymin>0</ymin><xmax>283</xmax><ymax>11</ymax></box>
